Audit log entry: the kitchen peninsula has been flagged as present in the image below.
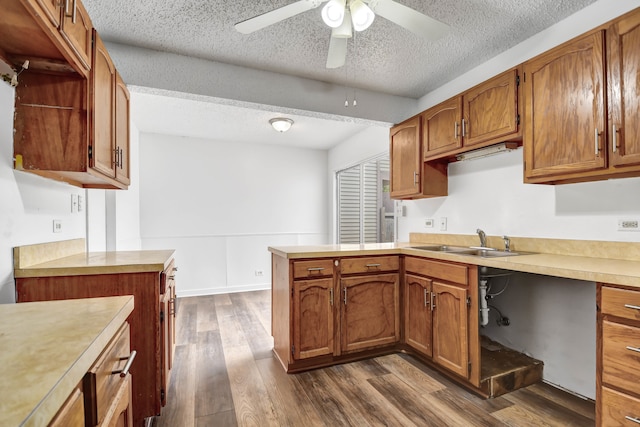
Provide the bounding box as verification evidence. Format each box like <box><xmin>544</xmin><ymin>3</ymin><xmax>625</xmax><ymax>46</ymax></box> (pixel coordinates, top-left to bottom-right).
<box><xmin>269</xmin><ymin>233</ymin><xmax>640</xmax><ymax>425</ymax></box>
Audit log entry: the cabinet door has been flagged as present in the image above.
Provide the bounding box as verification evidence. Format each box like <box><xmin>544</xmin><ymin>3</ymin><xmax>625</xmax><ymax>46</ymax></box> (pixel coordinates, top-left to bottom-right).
<box><xmin>463</xmin><ymin>68</ymin><xmax>519</xmax><ymax>148</ymax></box>
<box><xmin>524</xmin><ymin>31</ymin><xmax>607</xmax><ymax>181</ymax></box>
<box><xmin>293</xmin><ymin>278</ymin><xmax>335</xmax><ymax>360</ymax></box>
<box><xmin>59</xmin><ymin>0</ymin><xmax>92</xmax><ymax>71</ymax></box>
<box><xmin>49</xmin><ymin>385</ymin><xmax>84</xmax><ymax>427</ymax></box>
<box><xmin>115</xmin><ymin>71</ymin><xmax>131</xmax><ymax>185</ymax></box>
<box><xmin>390</xmin><ymin>116</ymin><xmax>421</xmax><ymax>198</ymax></box>
<box><xmin>432</xmin><ymin>281</ymin><xmax>468</xmax><ymax>378</ymax></box>
<box><xmin>341</xmin><ymin>273</ymin><xmax>399</xmax><ymax>353</ymax></box>
<box><xmin>405</xmin><ymin>274</ymin><xmax>432</xmax><ymax>357</ymax></box>
<box><xmin>608</xmin><ymin>9</ymin><xmax>640</xmax><ymax>169</ymax></box>
<box><xmin>91</xmin><ymin>31</ymin><xmax>117</xmax><ymax>179</ymax></box>
<box><xmin>422</xmin><ymin>96</ymin><xmax>462</xmax><ymax>158</ymax></box>
<box><xmin>102</xmin><ymin>375</ymin><xmax>134</xmax><ymax>427</ymax></box>
<box><xmin>30</xmin><ymin>0</ymin><xmax>61</xmax><ymax>27</ymax></box>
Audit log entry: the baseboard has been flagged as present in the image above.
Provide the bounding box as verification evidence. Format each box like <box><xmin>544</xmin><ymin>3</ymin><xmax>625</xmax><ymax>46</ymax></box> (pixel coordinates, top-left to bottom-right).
<box><xmin>177</xmin><ymin>284</ymin><xmax>271</xmax><ymax>298</ymax></box>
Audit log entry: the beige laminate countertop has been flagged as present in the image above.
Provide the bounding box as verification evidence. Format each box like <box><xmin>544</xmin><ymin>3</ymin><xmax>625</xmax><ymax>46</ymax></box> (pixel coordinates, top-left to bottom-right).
<box><xmin>268</xmin><ymin>240</ymin><xmax>640</xmax><ymax>288</ymax></box>
<box><xmin>0</xmin><ymin>296</ymin><xmax>134</xmax><ymax>427</ymax></box>
<box><xmin>14</xmin><ymin>250</ymin><xmax>176</xmax><ymax>278</ymax></box>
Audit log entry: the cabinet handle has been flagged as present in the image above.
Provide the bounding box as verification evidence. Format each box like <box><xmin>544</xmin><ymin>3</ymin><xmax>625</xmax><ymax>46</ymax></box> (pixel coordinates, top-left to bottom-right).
<box><xmin>625</xmin><ymin>304</ymin><xmax>640</xmax><ymax>311</ymax></box>
<box><xmin>112</xmin><ymin>350</ymin><xmax>137</xmax><ymax>378</ymax></box>
<box><xmin>454</xmin><ymin>121</ymin><xmax>459</xmax><ymax>139</ymax></box>
<box><xmin>424</xmin><ymin>288</ymin><xmax>429</xmax><ymax>307</ymax></box>
<box><xmin>595</xmin><ymin>128</ymin><xmax>600</xmax><ymax>156</ymax></box>
<box><xmin>173</xmin><ymin>267</ymin><xmax>178</xmax><ymax>272</ymax></box>
<box><xmin>64</xmin><ymin>0</ymin><xmax>71</xmax><ymax>17</ymax></box>
<box><xmin>114</xmin><ymin>148</ymin><xmax>119</xmax><ymax>167</ymax></box>
<box><xmin>462</xmin><ymin>118</ymin><xmax>466</xmax><ymax>137</ymax></box>
<box><xmin>343</xmin><ymin>288</ymin><xmax>347</xmax><ymax>305</ymax></box>
<box><xmin>626</xmin><ymin>345</ymin><xmax>640</xmax><ymax>353</ymax></box>
<box><xmin>626</xmin><ymin>416</ymin><xmax>640</xmax><ymax>424</ymax></box>
<box><xmin>329</xmin><ymin>288</ymin><xmax>334</xmax><ymax>306</ymax></box>
<box><xmin>612</xmin><ymin>124</ymin><xmax>618</xmax><ymax>153</ymax></box>
<box><xmin>119</xmin><ymin>148</ymin><xmax>124</xmax><ymax>169</ymax></box>
<box><xmin>365</xmin><ymin>263</ymin><xmax>381</xmax><ymax>269</ymax></box>
<box><xmin>169</xmin><ymin>297</ymin><xmax>176</xmax><ymax>315</ymax></box>
<box><xmin>307</xmin><ymin>267</ymin><xmax>324</xmax><ymax>272</ymax></box>
<box><xmin>168</xmin><ymin>275</ymin><xmax>176</xmax><ymax>280</ymax></box>
<box><xmin>431</xmin><ymin>292</ymin><xmax>435</xmax><ymax>311</ymax></box>
<box><xmin>64</xmin><ymin>0</ymin><xmax>77</xmax><ymax>23</ymax></box>
<box><xmin>413</xmin><ymin>171</ymin><xmax>419</xmax><ymax>186</ymax></box>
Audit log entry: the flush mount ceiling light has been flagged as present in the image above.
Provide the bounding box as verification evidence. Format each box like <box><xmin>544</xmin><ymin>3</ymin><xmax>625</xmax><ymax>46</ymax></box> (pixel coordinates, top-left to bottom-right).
<box><xmin>269</xmin><ymin>118</ymin><xmax>294</xmax><ymax>132</ymax></box>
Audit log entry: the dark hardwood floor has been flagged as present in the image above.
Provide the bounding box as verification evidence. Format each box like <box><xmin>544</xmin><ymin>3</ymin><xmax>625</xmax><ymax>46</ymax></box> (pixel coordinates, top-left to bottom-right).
<box><xmin>155</xmin><ymin>290</ymin><xmax>595</xmax><ymax>427</ymax></box>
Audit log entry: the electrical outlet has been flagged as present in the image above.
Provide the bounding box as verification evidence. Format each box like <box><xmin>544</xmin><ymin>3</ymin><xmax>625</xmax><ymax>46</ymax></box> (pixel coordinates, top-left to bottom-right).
<box><xmin>618</xmin><ymin>219</ymin><xmax>640</xmax><ymax>231</ymax></box>
<box><xmin>425</xmin><ymin>218</ymin><xmax>434</xmax><ymax>228</ymax></box>
<box><xmin>53</xmin><ymin>220</ymin><xmax>62</xmax><ymax>233</ymax></box>
<box><xmin>255</xmin><ymin>270</ymin><xmax>264</xmax><ymax>277</ymax></box>
<box><xmin>440</xmin><ymin>217</ymin><xmax>447</xmax><ymax>231</ymax></box>
<box><xmin>71</xmin><ymin>194</ymin><xmax>78</xmax><ymax>213</ymax></box>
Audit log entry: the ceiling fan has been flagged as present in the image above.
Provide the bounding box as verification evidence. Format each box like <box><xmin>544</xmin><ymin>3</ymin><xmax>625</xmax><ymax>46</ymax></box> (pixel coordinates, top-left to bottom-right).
<box><xmin>234</xmin><ymin>0</ymin><xmax>450</xmax><ymax>69</ymax></box>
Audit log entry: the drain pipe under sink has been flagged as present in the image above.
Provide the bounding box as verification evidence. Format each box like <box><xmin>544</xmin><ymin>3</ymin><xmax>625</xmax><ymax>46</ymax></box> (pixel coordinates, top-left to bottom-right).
<box><xmin>480</xmin><ymin>279</ymin><xmax>489</xmax><ymax>326</ymax></box>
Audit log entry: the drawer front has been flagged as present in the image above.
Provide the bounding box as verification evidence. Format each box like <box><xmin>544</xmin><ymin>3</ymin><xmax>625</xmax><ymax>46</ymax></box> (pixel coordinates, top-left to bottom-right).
<box><xmin>602</xmin><ymin>286</ymin><xmax>640</xmax><ymax>322</ymax></box>
<box><xmin>293</xmin><ymin>259</ymin><xmax>334</xmax><ymax>279</ymax></box>
<box><xmin>601</xmin><ymin>386</ymin><xmax>640</xmax><ymax>426</ymax></box>
<box><xmin>405</xmin><ymin>257</ymin><xmax>468</xmax><ymax>286</ymax></box>
<box><xmin>602</xmin><ymin>319</ymin><xmax>640</xmax><ymax>395</ymax></box>
<box><xmin>85</xmin><ymin>322</ymin><xmax>132</xmax><ymax>426</ymax></box>
<box><xmin>340</xmin><ymin>256</ymin><xmax>399</xmax><ymax>275</ymax></box>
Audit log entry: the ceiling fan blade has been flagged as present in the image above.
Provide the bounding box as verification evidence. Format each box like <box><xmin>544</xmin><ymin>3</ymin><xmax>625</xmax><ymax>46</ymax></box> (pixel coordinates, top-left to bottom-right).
<box><xmin>326</xmin><ymin>36</ymin><xmax>347</xmax><ymax>68</ymax></box>
<box><xmin>370</xmin><ymin>0</ymin><xmax>450</xmax><ymax>40</ymax></box>
<box><xmin>235</xmin><ymin>0</ymin><xmax>322</xmax><ymax>34</ymax></box>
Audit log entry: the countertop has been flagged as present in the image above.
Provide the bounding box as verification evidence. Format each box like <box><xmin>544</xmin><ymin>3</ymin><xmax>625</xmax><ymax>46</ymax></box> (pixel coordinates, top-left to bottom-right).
<box><xmin>13</xmin><ymin>239</ymin><xmax>175</xmax><ymax>278</ymax></box>
<box><xmin>268</xmin><ymin>236</ymin><xmax>640</xmax><ymax>288</ymax></box>
<box><xmin>0</xmin><ymin>296</ymin><xmax>134</xmax><ymax>427</ymax></box>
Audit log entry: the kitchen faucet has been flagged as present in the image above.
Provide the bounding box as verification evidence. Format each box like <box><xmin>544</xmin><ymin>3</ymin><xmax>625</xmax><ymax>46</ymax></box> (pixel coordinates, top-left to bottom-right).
<box><xmin>503</xmin><ymin>235</ymin><xmax>511</xmax><ymax>252</ymax></box>
<box><xmin>476</xmin><ymin>229</ymin><xmax>487</xmax><ymax>247</ymax></box>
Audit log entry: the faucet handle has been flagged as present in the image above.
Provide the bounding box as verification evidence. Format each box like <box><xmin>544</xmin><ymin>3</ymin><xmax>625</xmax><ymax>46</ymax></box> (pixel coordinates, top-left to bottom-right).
<box><xmin>502</xmin><ymin>235</ymin><xmax>511</xmax><ymax>252</ymax></box>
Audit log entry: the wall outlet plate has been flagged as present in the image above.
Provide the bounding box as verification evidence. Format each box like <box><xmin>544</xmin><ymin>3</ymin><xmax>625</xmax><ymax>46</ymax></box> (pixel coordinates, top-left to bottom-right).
<box><xmin>618</xmin><ymin>219</ymin><xmax>640</xmax><ymax>231</ymax></box>
<box><xmin>53</xmin><ymin>220</ymin><xmax>62</xmax><ymax>233</ymax></box>
<box><xmin>440</xmin><ymin>217</ymin><xmax>447</xmax><ymax>231</ymax></box>
<box><xmin>425</xmin><ymin>218</ymin><xmax>434</xmax><ymax>228</ymax></box>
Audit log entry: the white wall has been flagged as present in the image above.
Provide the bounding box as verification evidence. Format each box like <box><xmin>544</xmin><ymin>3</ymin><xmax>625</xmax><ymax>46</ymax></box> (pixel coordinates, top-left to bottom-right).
<box><xmin>138</xmin><ymin>133</ymin><xmax>328</xmax><ymax>296</ymax></box>
<box><xmin>0</xmin><ymin>75</ymin><xmax>87</xmax><ymax>303</ymax></box>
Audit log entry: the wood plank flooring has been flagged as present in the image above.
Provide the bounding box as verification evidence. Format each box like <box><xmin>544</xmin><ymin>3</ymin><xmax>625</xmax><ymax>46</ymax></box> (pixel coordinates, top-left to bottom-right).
<box><xmin>155</xmin><ymin>290</ymin><xmax>595</xmax><ymax>427</ymax></box>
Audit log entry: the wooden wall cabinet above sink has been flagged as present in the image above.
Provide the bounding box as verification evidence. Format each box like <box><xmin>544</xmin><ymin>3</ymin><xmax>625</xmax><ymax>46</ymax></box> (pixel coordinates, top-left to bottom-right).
<box><xmin>422</xmin><ymin>67</ymin><xmax>522</xmax><ymax>161</ymax></box>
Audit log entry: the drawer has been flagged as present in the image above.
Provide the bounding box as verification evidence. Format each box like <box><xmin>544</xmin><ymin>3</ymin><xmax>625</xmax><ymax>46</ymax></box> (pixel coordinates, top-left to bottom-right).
<box><xmin>49</xmin><ymin>384</ymin><xmax>85</xmax><ymax>427</ymax></box>
<box><xmin>293</xmin><ymin>259</ymin><xmax>334</xmax><ymax>279</ymax></box>
<box><xmin>84</xmin><ymin>322</ymin><xmax>133</xmax><ymax>426</ymax></box>
<box><xmin>602</xmin><ymin>319</ymin><xmax>640</xmax><ymax>395</ymax></box>
<box><xmin>601</xmin><ymin>387</ymin><xmax>640</xmax><ymax>426</ymax></box>
<box><xmin>340</xmin><ymin>256</ymin><xmax>399</xmax><ymax>275</ymax></box>
<box><xmin>602</xmin><ymin>286</ymin><xmax>640</xmax><ymax>322</ymax></box>
<box><xmin>405</xmin><ymin>257</ymin><xmax>468</xmax><ymax>286</ymax></box>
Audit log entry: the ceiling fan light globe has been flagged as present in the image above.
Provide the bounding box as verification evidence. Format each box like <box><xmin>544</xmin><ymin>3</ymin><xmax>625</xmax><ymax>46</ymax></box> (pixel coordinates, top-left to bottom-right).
<box><xmin>350</xmin><ymin>0</ymin><xmax>375</xmax><ymax>31</ymax></box>
<box><xmin>321</xmin><ymin>0</ymin><xmax>347</xmax><ymax>28</ymax></box>
<box><xmin>332</xmin><ymin>9</ymin><xmax>353</xmax><ymax>38</ymax></box>
<box><xmin>269</xmin><ymin>118</ymin><xmax>294</xmax><ymax>132</ymax></box>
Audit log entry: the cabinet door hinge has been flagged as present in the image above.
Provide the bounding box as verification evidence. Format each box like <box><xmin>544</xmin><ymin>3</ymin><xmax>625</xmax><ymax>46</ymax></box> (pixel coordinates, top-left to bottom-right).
<box><xmin>467</xmin><ymin>296</ymin><xmax>471</xmax><ymax>307</ymax></box>
<box><xmin>160</xmin><ymin>310</ymin><xmax>165</xmax><ymax>323</ymax></box>
<box><xmin>522</xmin><ymin>72</ymin><xmax>526</xmax><ymax>83</ymax></box>
<box><xmin>161</xmin><ymin>389</ymin><xmax>165</xmax><ymax>401</ymax></box>
<box><xmin>291</xmin><ymin>288</ymin><xmax>294</xmax><ymax>298</ymax></box>
<box><xmin>516</xmin><ymin>74</ymin><xmax>520</xmax><ymax>86</ymax></box>
<box><xmin>291</xmin><ymin>345</ymin><xmax>295</xmax><ymax>355</ymax></box>
<box><xmin>88</xmin><ymin>145</ymin><xmax>93</xmax><ymax>159</ymax></box>
<box><xmin>468</xmin><ymin>362</ymin><xmax>472</xmax><ymax>375</ymax></box>
<box><xmin>516</xmin><ymin>114</ymin><xmax>520</xmax><ymax>125</ymax></box>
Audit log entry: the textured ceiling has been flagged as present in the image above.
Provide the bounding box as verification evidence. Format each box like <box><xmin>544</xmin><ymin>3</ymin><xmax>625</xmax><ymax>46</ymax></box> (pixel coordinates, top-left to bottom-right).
<box><xmin>82</xmin><ymin>0</ymin><xmax>599</xmax><ymax>99</ymax></box>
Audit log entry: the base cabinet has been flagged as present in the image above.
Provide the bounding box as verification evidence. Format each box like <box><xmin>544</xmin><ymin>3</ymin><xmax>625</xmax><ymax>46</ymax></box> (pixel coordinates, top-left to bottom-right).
<box><xmin>404</xmin><ymin>256</ymin><xmax>478</xmax><ymax>384</ymax></box>
<box><xmin>16</xmin><ymin>260</ymin><xmax>177</xmax><ymax>427</ymax></box>
<box><xmin>293</xmin><ymin>277</ymin><xmax>335</xmax><ymax>360</ymax></box>
<box><xmin>598</xmin><ymin>283</ymin><xmax>640</xmax><ymax>426</ymax></box>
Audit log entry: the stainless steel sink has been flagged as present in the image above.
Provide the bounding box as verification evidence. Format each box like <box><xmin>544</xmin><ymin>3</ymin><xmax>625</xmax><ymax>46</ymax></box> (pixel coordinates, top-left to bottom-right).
<box><xmin>409</xmin><ymin>245</ymin><xmax>476</xmax><ymax>253</ymax></box>
<box><xmin>410</xmin><ymin>245</ymin><xmax>532</xmax><ymax>257</ymax></box>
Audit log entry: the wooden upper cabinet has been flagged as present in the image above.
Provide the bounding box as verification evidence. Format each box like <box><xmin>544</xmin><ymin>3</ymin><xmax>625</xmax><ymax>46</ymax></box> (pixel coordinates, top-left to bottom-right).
<box><xmin>390</xmin><ymin>116</ymin><xmax>422</xmax><ymax>198</ymax></box>
<box><xmin>59</xmin><ymin>0</ymin><xmax>93</xmax><ymax>71</ymax></box>
<box><xmin>390</xmin><ymin>116</ymin><xmax>448</xmax><ymax>200</ymax></box>
<box><xmin>33</xmin><ymin>0</ymin><xmax>61</xmax><ymax>27</ymax></box>
<box><xmin>523</xmin><ymin>31</ymin><xmax>607</xmax><ymax>182</ymax></box>
<box><xmin>607</xmin><ymin>8</ymin><xmax>640</xmax><ymax>170</ymax></box>
<box><xmin>115</xmin><ymin>72</ymin><xmax>131</xmax><ymax>185</ymax></box>
<box><xmin>462</xmin><ymin>68</ymin><xmax>520</xmax><ymax>148</ymax></box>
<box><xmin>422</xmin><ymin>96</ymin><xmax>462</xmax><ymax>158</ymax></box>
